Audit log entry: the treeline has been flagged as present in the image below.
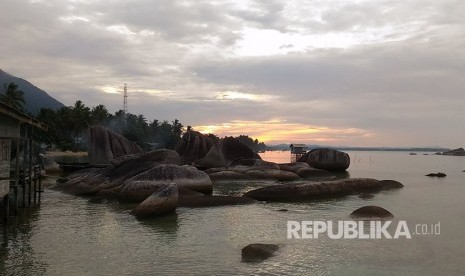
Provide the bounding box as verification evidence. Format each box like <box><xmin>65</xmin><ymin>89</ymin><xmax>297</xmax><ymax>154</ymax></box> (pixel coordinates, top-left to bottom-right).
<box><xmin>34</xmin><ymin>100</ymin><xmax>267</xmax><ymax>153</ymax></box>
<box><xmin>1</xmin><ymin>81</ymin><xmax>268</xmax><ymax>152</ymax></box>
<box><xmin>35</xmin><ymin>100</ymin><xmax>183</xmax><ymax>151</ymax></box>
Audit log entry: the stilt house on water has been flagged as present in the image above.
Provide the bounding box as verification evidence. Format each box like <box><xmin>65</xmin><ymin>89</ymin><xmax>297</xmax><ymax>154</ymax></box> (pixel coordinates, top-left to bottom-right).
<box><xmin>1</xmin><ymin>102</ymin><xmax>47</xmax><ymax>223</ymax></box>
<box><xmin>290</xmin><ymin>144</ymin><xmax>307</xmax><ymax>163</ymax></box>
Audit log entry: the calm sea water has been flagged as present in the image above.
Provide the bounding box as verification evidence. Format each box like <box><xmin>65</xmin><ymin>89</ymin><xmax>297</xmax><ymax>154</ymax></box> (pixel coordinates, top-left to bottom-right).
<box><xmin>1</xmin><ymin>151</ymin><xmax>465</xmax><ymax>275</ymax></box>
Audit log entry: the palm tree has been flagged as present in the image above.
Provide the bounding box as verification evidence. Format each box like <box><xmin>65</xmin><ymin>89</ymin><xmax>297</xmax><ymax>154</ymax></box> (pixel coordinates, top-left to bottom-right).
<box><xmin>1</xmin><ymin>82</ymin><xmax>26</xmax><ymax>111</ymax></box>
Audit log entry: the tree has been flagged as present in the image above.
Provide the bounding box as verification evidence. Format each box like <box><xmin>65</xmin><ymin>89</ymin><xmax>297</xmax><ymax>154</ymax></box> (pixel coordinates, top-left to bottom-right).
<box><xmin>90</xmin><ymin>104</ymin><xmax>110</xmax><ymax>125</ymax></box>
<box><xmin>1</xmin><ymin>82</ymin><xmax>25</xmax><ymax>111</ymax></box>
<box><xmin>70</xmin><ymin>100</ymin><xmax>91</xmax><ymax>151</ymax></box>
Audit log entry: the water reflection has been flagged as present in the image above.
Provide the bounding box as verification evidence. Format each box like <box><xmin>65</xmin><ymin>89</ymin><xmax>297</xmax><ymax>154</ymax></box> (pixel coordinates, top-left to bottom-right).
<box><xmin>137</xmin><ymin>213</ymin><xmax>179</xmax><ymax>236</ymax></box>
<box><xmin>0</xmin><ymin>207</ymin><xmax>48</xmax><ymax>276</ymax></box>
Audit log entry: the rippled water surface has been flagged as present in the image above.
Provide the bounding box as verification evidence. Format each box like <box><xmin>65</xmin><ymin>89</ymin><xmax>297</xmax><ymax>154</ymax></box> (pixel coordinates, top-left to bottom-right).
<box><xmin>1</xmin><ymin>151</ymin><xmax>465</xmax><ymax>275</ymax></box>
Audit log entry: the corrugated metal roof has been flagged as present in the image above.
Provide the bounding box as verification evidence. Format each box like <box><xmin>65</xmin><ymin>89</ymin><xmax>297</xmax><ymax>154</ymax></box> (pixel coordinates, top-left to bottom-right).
<box><xmin>0</xmin><ymin>102</ymin><xmax>47</xmax><ymax>131</ymax></box>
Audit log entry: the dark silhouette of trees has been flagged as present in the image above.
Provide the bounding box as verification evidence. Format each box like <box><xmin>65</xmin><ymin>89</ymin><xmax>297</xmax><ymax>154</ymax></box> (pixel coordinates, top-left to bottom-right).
<box><xmin>1</xmin><ymin>82</ymin><xmax>25</xmax><ymax>111</ymax></box>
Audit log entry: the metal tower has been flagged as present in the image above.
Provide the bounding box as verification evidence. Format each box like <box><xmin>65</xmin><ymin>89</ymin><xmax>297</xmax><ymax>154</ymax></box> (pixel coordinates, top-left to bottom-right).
<box><xmin>123</xmin><ymin>83</ymin><xmax>128</xmax><ymax>113</ymax></box>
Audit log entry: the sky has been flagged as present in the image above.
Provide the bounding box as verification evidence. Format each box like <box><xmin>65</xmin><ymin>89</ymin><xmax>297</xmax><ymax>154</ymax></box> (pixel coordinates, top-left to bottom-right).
<box><xmin>1</xmin><ymin>0</ymin><xmax>464</xmax><ymax>147</ymax></box>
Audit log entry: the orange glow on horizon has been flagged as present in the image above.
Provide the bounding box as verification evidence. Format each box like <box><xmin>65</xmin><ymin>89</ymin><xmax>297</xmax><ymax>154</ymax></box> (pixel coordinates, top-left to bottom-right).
<box><xmin>193</xmin><ymin>120</ymin><xmax>373</xmax><ymax>145</ymax></box>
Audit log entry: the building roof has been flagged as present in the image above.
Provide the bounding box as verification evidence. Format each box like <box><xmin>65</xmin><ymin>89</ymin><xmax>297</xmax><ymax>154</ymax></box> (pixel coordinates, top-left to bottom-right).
<box><xmin>290</xmin><ymin>144</ymin><xmax>307</xmax><ymax>148</ymax></box>
<box><xmin>0</xmin><ymin>101</ymin><xmax>47</xmax><ymax>131</ymax></box>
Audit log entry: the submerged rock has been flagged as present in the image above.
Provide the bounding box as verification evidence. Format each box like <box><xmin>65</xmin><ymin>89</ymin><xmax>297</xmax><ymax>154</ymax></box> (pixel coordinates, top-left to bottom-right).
<box><xmin>131</xmin><ymin>184</ymin><xmax>178</xmax><ymax>218</ymax></box>
<box><xmin>379</xmin><ymin>180</ymin><xmax>404</xmax><ymax>189</ymax></box>
<box><xmin>426</xmin><ymin>172</ymin><xmax>446</xmax><ymax>177</ymax></box>
<box><xmin>350</xmin><ymin>206</ymin><xmax>394</xmax><ymax>219</ymax></box>
<box><xmin>358</xmin><ymin>193</ymin><xmax>375</xmax><ymax>199</ymax></box>
<box><xmin>242</xmin><ymin>178</ymin><xmax>398</xmax><ymax>202</ymax></box>
<box><xmin>88</xmin><ymin>125</ymin><xmax>144</xmax><ymax>166</ymax></box>
<box><xmin>298</xmin><ymin>148</ymin><xmax>350</xmax><ymax>171</ymax></box>
<box><xmin>241</xmin><ymin>244</ymin><xmax>279</xmax><ymax>262</ymax></box>
<box><xmin>279</xmin><ymin>162</ymin><xmax>332</xmax><ymax>178</ymax></box>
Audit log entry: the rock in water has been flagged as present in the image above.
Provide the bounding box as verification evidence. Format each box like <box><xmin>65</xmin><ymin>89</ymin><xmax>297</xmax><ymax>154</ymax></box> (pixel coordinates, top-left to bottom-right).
<box><xmin>119</xmin><ymin>181</ymin><xmax>166</xmax><ymax>203</ymax></box>
<box><xmin>442</xmin><ymin>148</ymin><xmax>465</xmax><ymax>156</ymax></box>
<box><xmin>58</xmin><ymin>149</ymin><xmax>181</xmax><ymax>195</ymax></box>
<box><xmin>278</xmin><ymin>162</ymin><xmax>332</xmax><ymax>178</ymax></box>
<box><xmin>176</xmin><ymin>130</ymin><xmax>216</xmax><ymax>164</ymax></box>
<box><xmin>298</xmin><ymin>148</ymin><xmax>350</xmax><ymax>171</ymax></box>
<box><xmin>243</xmin><ymin>178</ymin><xmax>391</xmax><ymax>201</ymax></box>
<box><xmin>196</xmin><ymin>137</ymin><xmax>260</xmax><ymax>168</ymax></box>
<box><xmin>350</xmin><ymin>206</ymin><xmax>394</xmax><ymax>219</ymax></box>
<box><xmin>123</xmin><ymin>164</ymin><xmax>213</xmax><ymax>196</ymax></box>
<box><xmin>88</xmin><ymin>125</ymin><xmax>144</xmax><ymax>166</ymax></box>
<box><xmin>379</xmin><ymin>180</ymin><xmax>404</xmax><ymax>189</ymax></box>
<box><xmin>241</xmin><ymin>244</ymin><xmax>279</xmax><ymax>262</ymax></box>
<box><xmin>426</xmin><ymin>172</ymin><xmax>446</xmax><ymax>177</ymax></box>
<box><xmin>131</xmin><ymin>184</ymin><xmax>178</xmax><ymax>218</ymax></box>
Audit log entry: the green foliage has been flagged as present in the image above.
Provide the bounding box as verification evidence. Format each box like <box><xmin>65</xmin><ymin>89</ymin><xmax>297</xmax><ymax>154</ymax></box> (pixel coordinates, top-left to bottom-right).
<box><xmin>236</xmin><ymin>135</ymin><xmax>267</xmax><ymax>153</ymax></box>
<box><xmin>35</xmin><ymin>100</ymin><xmax>185</xmax><ymax>151</ymax></box>
<box><xmin>1</xmin><ymin>82</ymin><xmax>25</xmax><ymax>111</ymax></box>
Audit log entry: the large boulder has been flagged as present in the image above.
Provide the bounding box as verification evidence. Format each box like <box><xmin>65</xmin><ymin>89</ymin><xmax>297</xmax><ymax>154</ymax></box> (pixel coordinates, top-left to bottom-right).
<box><xmin>176</xmin><ymin>130</ymin><xmax>216</xmax><ymax>164</ymax></box>
<box><xmin>88</xmin><ymin>125</ymin><xmax>144</xmax><ymax>166</ymax></box>
<box><xmin>122</xmin><ymin>164</ymin><xmax>212</xmax><ymax>197</ymax></box>
<box><xmin>241</xmin><ymin>244</ymin><xmax>279</xmax><ymax>262</ymax></box>
<box><xmin>59</xmin><ymin>149</ymin><xmax>182</xmax><ymax>195</ymax></box>
<box><xmin>298</xmin><ymin>148</ymin><xmax>350</xmax><ymax>171</ymax></box>
<box><xmin>243</xmin><ymin>178</ymin><xmax>400</xmax><ymax>201</ymax></box>
<box><xmin>196</xmin><ymin>137</ymin><xmax>260</xmax><ymax>168</ymax></box>
<box><xmin>131</xmin><ymin>184</ymin><xmax>178</xmax><ymax>218</ymax></box>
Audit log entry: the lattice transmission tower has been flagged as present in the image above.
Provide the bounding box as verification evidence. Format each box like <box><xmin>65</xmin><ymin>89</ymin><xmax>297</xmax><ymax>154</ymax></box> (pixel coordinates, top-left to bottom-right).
<box><xmin>123</xmin><ymin>83</ymin><xmax>128</xmax><ymax>113</ymax></box>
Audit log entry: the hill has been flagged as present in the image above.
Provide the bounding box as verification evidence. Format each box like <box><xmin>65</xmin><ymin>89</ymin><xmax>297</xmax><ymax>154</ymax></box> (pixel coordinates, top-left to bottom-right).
<box><xmin>0</xmin><ymin>69</ymin><xmax>64</xmax><ymax>114</ymax></box>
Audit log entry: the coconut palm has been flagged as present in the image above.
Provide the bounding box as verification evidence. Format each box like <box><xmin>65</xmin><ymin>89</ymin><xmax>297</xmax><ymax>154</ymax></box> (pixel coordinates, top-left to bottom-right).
<box><xmin>1</xmin><ymin>82</ymin><xmax>25</xmax><ymax>111</ymax></box>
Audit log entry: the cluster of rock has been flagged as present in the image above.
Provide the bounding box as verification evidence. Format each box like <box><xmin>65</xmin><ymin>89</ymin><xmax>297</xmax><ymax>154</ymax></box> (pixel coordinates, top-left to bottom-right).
<box><xmin>55</xmin><ymin>128</ymin><xmax>408</xmax><ymax>263</ymax></box>
<box><xmin>434</xmin><ymin>147</ymin><xmax>465</xmax><ymax>156</ymax></box>
<box><xmin>441</xmin><ymin>148</ymin><xmax>465</xmax><ymax>156</ymax></box>
<box><xmin>56</xmin><ymin>128</ymin><xmax>405</xmax><ymax>219</ymax></box>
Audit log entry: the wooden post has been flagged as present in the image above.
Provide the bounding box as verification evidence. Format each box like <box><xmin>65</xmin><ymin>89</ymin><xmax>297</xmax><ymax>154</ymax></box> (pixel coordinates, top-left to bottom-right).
<box><xmin>13</xmin><ymin>137</ymin><xmax>19</xmax><ymax>215</ymax></box>
<box><xmin>38</xmin><ymin>166</ymin><xmax>42</xmax><ymax>204</ymax></box>
<box><xmin>22</xmin><ymin>126</ymin><xmax>27</xmax><ymax>208</ymax></box>
<box><xmin>1</xmin><ymin>194</ymin><xmax>8</xmax><ymax>223</ymax></box>
<box><xmin>28</xmin><ymin>126</ymin><xmax>33</xmax><ymax>207</ymax></box>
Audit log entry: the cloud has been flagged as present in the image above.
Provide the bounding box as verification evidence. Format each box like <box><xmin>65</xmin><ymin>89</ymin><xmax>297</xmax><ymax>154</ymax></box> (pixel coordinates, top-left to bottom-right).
<box><xmin>1</xmin><ymin>0</ymin><xmax>464</xmax><ymax>147</ymax></box>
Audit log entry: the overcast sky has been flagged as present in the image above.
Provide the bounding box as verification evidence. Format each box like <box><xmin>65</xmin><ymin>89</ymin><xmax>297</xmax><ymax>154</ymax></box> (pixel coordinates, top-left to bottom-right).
<box><xmin>1</xmin><ymin>0</ymin><xmax>464</xmax><ymax>147</ymax></box>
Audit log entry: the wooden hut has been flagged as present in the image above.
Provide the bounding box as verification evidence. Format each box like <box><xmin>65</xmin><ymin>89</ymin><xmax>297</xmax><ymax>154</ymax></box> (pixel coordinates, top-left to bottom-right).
<box><xmin>290</xmin><ymin>144</ymin><xmax>307</xmax><ymax>163</ymax></box>
<box><xmin>0</xmin><ymin>102</ymin><xmax>47</xmax><ymax>222</ymax></box>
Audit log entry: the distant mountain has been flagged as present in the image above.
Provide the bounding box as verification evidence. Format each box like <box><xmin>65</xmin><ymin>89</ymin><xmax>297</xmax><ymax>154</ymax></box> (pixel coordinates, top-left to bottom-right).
<box><xmin>267</xmin><ymin>143</ymin><xmax>450</xmax><ymax>152</ymax></box>
<box><xmin>0</xmin><ymin>69</ymin><xmax>64</xmax><ymax>114</ymax></box>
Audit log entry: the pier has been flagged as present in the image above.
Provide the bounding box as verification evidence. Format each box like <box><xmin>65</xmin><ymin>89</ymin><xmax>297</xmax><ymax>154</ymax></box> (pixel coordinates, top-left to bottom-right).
<box><xmin>0</xmin><ymin>102</ymin><xmax>47</xmax><ymax>223</ymax></box>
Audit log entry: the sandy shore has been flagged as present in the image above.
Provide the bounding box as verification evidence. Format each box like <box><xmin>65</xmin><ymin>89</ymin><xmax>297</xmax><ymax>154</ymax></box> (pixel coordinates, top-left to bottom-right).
<box><xmin>46</xmin><ymin>151</ymin><xmax>88</xmax><ymax>157</ymax></box>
